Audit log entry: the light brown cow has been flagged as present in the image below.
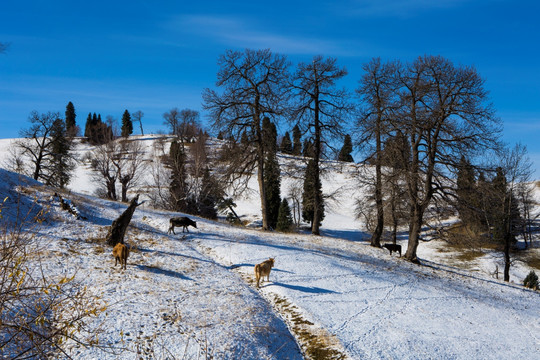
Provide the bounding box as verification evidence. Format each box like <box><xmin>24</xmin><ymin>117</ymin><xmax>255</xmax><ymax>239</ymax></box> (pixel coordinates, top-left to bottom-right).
<box><xmin>113</xmin><ymin>242</ymin><xmax>129</xmax><ymax>270</ymax></box>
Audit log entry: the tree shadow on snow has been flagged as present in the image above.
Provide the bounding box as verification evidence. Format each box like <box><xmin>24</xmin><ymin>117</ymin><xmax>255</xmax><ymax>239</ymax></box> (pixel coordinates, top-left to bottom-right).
<box><xmin>267</xmin><ymin>281</ymin><xmax>338</xmax><ymax>294</ymax></box>
<box><xmin>135</xmin><ymin>264</ymin><xmax>193</xmax><ymax>281</ymax></box>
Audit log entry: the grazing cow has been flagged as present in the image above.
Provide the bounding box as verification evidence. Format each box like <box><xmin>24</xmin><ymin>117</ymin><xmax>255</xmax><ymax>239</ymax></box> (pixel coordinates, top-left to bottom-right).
<box><xmin>168</xmin><ymin>216</ymin><xmax>197</xmax><ymax>234</ymax></box>
<box><xmin>254</xmin><ymin>258</ymin><xmax>275</xmax><ymax>288</ymax></box>
<box><xmin>113</xmin><ymin>242</ymin><xmax>129</xmax><ymax>270</ymax></box>
<box><xmin>383</xmin><ymin>243</ymin><xmax>402</xmax><ymax>257</ymax></box>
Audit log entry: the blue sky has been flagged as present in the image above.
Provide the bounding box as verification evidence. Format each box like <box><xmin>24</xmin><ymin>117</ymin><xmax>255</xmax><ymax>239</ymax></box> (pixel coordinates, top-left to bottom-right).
<box><xmin>1</xmin><ymin>0</ymin><xmax>539</xmax><ymax>177</ymax></box>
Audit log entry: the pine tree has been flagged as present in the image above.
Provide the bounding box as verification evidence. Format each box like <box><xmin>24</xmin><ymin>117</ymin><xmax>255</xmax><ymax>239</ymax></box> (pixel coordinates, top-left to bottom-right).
<box><xmin>338</xmin><ymin>134</ymin><xmax>354</xmax><ymax>162</ymax></box>
<box><xmin>48</xmin><ymin>118</ymin><xmax>74</xmax><ymax>188</ymax></box>
<box><xmin>65</xmin><ymin>101</ymin><xmax>76</xmax><ymax>137</ymax></box>
<box><xmin>198</xmin><ymin>167</ymin><xmax>223</xmax><ymax>219</ymax></box>
<box><xmin>456</xmin><ymin>156</ymin><xmax>481</xmax><ymax>231</ymax></box>
<box><xmin>292</xmin><ymin>125</ymin><xmax>302</xmax><ymax>155</ymax></box>
<box><xmin>280</xmin><ymin>132</ymin><xmax>293</xmax><ymax>154</ymax></box>
<box><xmin>121</xmin><ymin>110</ymin><xmax>133</xmax><ymax>138</ymax></box>
<box><xmin>303</xmin><ymin>139</ymin><xmax>314</xmax><ymax>158</ymax></box>
<box><xmin>302</xmin><ymin>158</ymin><xmax>324</xmax><ymax>228</ymax></box>
<box><xmin>84</xmin><ymin>113</ymin><xmax>92</xmax><ymax>138</ymax></box>
<box><xmin>276</xmin><ymin>198</ymin><xmax>293</xmax><ymax>232</ymax></box>
<box><xmin>263</xmin><ymin>117</ymin><xmax>281</xmax><ymax>229</ymax></box>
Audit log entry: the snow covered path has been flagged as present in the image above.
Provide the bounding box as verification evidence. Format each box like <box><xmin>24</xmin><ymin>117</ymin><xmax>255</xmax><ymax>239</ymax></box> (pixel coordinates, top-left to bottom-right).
<box><xmin>192</xmin><ymin>220</ymin><xmax>540</xmax><ymax>360</ymax></box>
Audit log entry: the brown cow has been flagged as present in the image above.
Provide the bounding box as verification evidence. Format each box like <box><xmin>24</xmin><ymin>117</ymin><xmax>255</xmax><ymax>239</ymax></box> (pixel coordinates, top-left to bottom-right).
<box><xmin>113</xmin><ymin>242</ymin><xmax>129</xmax><ymax>270</ymax></box>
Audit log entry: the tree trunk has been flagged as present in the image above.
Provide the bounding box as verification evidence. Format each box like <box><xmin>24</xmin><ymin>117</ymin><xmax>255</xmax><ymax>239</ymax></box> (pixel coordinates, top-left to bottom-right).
<box><xmin>312</xmin><ymin>96</ymin><xmax>322</xmax><ymax>236</ymax></box>
<box><xmin>405</xmin><ymin>205</ymin><xmax>423</xmax><ymax>263</ymax></box>
<box><xmin>255</xmin><ymin>112</ymin><xmax>269</xmax><ymax>231</ymax></box>
<box><xmin>106</xmin><ymin>194</ymin><xmax>141</xmax><ymax>246</ymax></box>
<box><xmin>371</xmin><ymin>112</ymin><xmax>383</xmax><ymax>247</ymax></box>
<box><xmin>503</xmin><ymin>236</ymin><xmax>511</xmax><ymax>282</ymax></box>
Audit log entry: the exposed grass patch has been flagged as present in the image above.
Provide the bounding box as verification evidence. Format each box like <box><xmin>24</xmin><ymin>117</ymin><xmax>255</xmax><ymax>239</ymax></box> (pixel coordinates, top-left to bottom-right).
<box><xmin>270</xmin><ymin>293</ymin><xmax>347</xmax><ymax>360</ymax></box>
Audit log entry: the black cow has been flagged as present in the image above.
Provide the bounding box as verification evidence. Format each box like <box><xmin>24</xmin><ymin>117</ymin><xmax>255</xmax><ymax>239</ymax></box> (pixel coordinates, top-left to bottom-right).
<box><xmin>168</xmin><ymin>217</ymin><xmax>197</xmax><ymax>234</ymax></box>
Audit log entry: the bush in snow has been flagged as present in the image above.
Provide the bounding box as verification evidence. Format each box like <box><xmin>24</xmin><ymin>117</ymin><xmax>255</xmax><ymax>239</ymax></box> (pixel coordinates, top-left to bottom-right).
<box><xmin>523</xmin><ymin>271</ymin><xmax>538</xmax><ymax>290</ymax></box>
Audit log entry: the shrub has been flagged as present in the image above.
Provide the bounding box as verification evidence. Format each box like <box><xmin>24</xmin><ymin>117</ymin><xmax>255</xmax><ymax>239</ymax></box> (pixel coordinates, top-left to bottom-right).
<box><xmin>523</xmin><ymin>271</ymin><xmax>539</xmax><ymax>290</ymax></box>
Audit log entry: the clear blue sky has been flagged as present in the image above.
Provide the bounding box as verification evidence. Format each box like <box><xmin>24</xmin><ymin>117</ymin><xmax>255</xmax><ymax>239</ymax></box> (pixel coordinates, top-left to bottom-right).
<box><xmin>1</xmin><ymin>0</ymin><xmax>539</xmax><ymax>177</ymax></box>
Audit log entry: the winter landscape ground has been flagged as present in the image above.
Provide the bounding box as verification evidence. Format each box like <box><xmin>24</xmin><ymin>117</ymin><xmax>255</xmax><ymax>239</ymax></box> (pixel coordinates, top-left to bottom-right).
<box><xmin>0</xmin><ymin>136</ymin><xmax>539</xmax><ymax>359</ymax></box>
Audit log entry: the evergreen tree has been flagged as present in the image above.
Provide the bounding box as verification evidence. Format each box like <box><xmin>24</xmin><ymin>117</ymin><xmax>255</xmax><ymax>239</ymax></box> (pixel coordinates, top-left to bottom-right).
<box><xmin>65</xmin><ymin>101</ymin><xmax>76</xmax><ymax>137</ymax></box>
<box><xmin>302</xmin><ymin>158</ymin><xmax>324</xmax><ymax>228</ymax></box>
<box><xmin>198</xmin><ymin>167</ymin><xmax>223</xmax><ymax>219</ymax></box>
<box><xmin>84</xmin><ymin>113</ymin><xmax>92</xmax><ymax>138</ymax></box>
<box><xmin>276</xmin><ymin>198</ymin><xmax>293</xmax><ymax>232</ymax></box>
<box><xmin>456</xmin><ymin>156</ymin><xmax>482</xmax><ymax>231</ymax></box>
<box><xmin>303</xmin><ymin>139</ymin><xmax>314</xmax><ymax>158</ymax></box>
<box><xmin>263</xmin><ymin>117</ymin><xmax>281</xmax><ymax>229</ymax></box>
<box><xmin>280</xmin><ymin>132</ymin><xmax>293</xmax><ymax>154</ymax></box>
<box><xmin>338</xmin><ymin>134</ymin><xmax>354</xmax><ymax>162</ymax></box>
<box><xmin>48</xmin><ymin>118</ymin><xmax>74</xmax><ymax>188</ymax></box>
<box><xmin>217</xmin><ymin>131</ymin><xmax>224</xmax><ymax>140</ymax></box>
<box><xmin>121</xmin><ymin>110</ymin><xmax>133</xmax><ymax>138</ymax></box>
<box><xmin>292</xmin><ymin>125</ymin><xmax>302</xmax><ymax>155</ymax></box>
<box><xmin>240</xmin><ymin>130</ymin><xmax>249</xmax><ymax>146</ymax></box>
<box><xmin>169</xmin><ymin>140</ymin><xmax>188</xmax><ymax>212</ymax></box>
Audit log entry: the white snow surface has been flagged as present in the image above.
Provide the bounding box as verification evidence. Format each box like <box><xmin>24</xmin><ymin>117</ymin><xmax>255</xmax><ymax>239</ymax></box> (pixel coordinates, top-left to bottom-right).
<box><xmin>0</xmin><ymin>136</ymin><xmax>539</xmax><ymax>359</ymax></box>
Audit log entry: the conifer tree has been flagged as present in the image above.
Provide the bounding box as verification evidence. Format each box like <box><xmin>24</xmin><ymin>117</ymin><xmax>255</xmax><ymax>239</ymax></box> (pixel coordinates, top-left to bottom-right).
<box><xmin>280</xmin><ymin>132</ymin><xmax>293</xmax><ymax>154</ymax></box>
<box><xmin>121</xmin><ymin>110</ymin><xmax>133</xmax><ymax>138</ymax></box>
<box><xmin>302</xmin><ymin>139</ymin><xmax>314</xmax><ymax>158</ymax></box>
<box><xmin>302</xmin><ymin>158</ymin><xmax>324</xmax><ymax>227</ymax></box>
<box><xmin>276</xmin><ymin>198</ymin><xmax>293</xmax><ymax>232</ymax></box>
<box><xmin>84</xmin><ymin>113</ymin><xmax>92</xmax><ymax>138</ymax></box>
<box><xmin>48</xmin><ymin>118</ymin><xmax>74</xmax><ymax>188</ymax></box>
<box><xmin>292</xmin><ymin>125</ymin><xmax>302</xmax><ymax>155</ymax></box>
<box><xmin>263</xmin><ymin>117</ymin><xmax>281</xmax><ymax>229</ymax></box>
<box><xmin>456</xmin><ymin>156</ymin><xmax>481</xmax><ymax>231</ymax></box>
<box><xmin>338</xmin><ymin>134</ymin><xmax>354</xmax><ymax>162</ymax></box>
<box><xmin>198</xmin><ymin>167</ymin><xmax>223</xmax><ymax>219</ymax></box>
<box><xmin>65</xmin><ymin>101</ymin><xmax>77</xmax><ymax>137</ymax></box>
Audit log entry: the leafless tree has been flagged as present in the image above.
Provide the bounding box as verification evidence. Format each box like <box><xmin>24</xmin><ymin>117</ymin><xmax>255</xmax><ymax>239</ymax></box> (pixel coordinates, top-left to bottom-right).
<box><xmin>115</xmin><ymin>140</ymin><xmax>148</xmax><ymax>202</ymax></box>
<box><xmin>132</xmin><ymin>110</ymin><xmax>144</xmax><ymax>136</ymax></box>
<box><xmin>163</xmin><ymin>108</ymin><xmax>181</xmax><ymax>137</ymax></box>
<box><xmin>203</xmin><ymin>48</ymin><xmax>290</xmax><ymax>230</ymax></box>
<box><xmin>496</xmin><ymin>143</ymin><xmax>534</xmax><ymax>281</ymax></box>
<box><xmin>89</xmin><ymin>141</ymin><xmax>120</xmax><ymax>200</ymax></box>
<box><xmin>179</xmin><ymin>109</ymin><xmax>201</xmax><ymax>143</ymax></box>
<box><xmin>356</xmin><ymin>58</ymin><xmax>398</xmax><ymax>247</ymax></box>
<box><xmin>17</xmin><ymin>111</ymin><xmax>62</xmax><ymax>181</ymax></box>
<box><xmin>393</xmin><ymin>55</ymin><xmax>501</xmax><ymax>263</ymax></box>
<box><xmin>290</xmin><ymin>55</ymin><xmax>353</xmax><ymax>235</ymax></box>
<box><xmin>146</xmin><ymin>137</ymin><xmax>172</xmax><ymax>209</ymax></box>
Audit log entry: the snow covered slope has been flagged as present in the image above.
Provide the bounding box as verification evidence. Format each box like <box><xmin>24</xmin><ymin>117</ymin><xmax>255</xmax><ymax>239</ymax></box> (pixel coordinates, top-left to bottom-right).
<box><xmin>1</xmin><ymin>136</ymin><xmax>539</xmax><ymax>359</ymax></box>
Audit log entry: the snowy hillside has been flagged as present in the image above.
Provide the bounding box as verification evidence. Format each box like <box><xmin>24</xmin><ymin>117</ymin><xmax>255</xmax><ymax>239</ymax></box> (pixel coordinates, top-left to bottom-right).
<box><xmin>0</xmin><ymin>136</ymin><xmax>539</xmax><ymax>359</ymax></box>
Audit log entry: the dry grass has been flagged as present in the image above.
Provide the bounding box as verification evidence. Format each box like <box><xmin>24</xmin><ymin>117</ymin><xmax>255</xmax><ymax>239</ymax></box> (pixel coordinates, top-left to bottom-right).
<box><xmin>270</xmin><ymin>294</ymin><xmax>347</xmax><ymax>360</ymax></box>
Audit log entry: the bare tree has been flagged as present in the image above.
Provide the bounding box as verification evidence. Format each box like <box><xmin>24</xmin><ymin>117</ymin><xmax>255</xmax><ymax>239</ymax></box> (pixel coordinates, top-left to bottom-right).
<box><xmin>89</xmin><ymin>141</ymin><xmax>120</xmax><ymax>200</ymax></box>
<box><xmin>393</xmin><ymin>56</ymin><xmax>501</xmax><ymax>263</ymax></box>
<box><xmin>163</xmin><ymin>108</ymin><xmax>181</xmax><ymax>137</ymax></box>
<box><xmin>115</xmin><ymin>140</ymin><xmax>148</xmax><ymax>202</ymax></box>
<box><xmin>132</xmin><ymin>110</ymin><xmax>144</xmax><ymax>136</ymax></box>
<box><xmin>290</xmin><ymin>55</ymin><xmax>353</xmax><ymax>235</ymax></box>
<box><xmin>496</xmin><ymin>143</ymin><xmax>534</xmax><ymax>281</ymax></box>
<box><xmin>179</xmin><ymin>109</ymin><xmax>201</xmax><ymax>143</ymax></box>
<box><xmin>17</xmin><ymin>111</ymin><xmax>62</xmax><ymax>181</ymax></box>
<box><xmin>146</xmin><ymin>137</ymin><xmax>172</xmax><ymax>209</ymax></box>
<box><xmin>203</xmin><ymin>48</ymin><xmax>290</xmax><ymax>230</ymax></box>
<box><xmin>356</xmin><ymin>58</ymin><xmax>397</xmax><ymax>247</ymax></box>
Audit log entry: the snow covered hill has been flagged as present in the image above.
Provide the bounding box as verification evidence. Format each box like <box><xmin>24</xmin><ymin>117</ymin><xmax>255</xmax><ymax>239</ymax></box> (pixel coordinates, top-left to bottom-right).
<box><xmin>0</xmin><ymin>136</ymin><xmax>539</xmax><ymax>359</ymax></box>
